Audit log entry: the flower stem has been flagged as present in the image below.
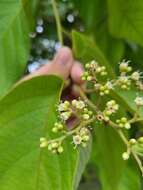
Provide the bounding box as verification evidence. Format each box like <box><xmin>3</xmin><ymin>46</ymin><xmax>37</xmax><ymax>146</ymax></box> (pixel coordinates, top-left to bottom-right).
<box><xmin>51</xmin><ymin>0</ymin><xmax>64</xmax><ymax>45</ymax></box>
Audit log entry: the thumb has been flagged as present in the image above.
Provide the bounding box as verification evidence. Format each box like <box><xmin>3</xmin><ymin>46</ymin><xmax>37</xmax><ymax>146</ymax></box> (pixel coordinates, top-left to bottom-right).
<box><xmin>23</xmin><ymin>47</ymin><xmax>73</xmax><ymax>81</ymax></box>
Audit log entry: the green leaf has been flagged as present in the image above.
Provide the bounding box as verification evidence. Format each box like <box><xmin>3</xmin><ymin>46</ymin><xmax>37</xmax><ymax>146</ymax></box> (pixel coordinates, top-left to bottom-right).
<box><xmin>91</xmin><ymin>126</ymin><xmax>125</xmax><ymax>190</ymax></box>
<box><xmin>0</xmin><ymin>0</ymin><xmax>33</xmax><ymax>98</ymax></box>
<box><xmin>0</xmin><ymin>75</ymin><xmax>91</xmax><ymax>190</ymax></box>
<box><xmin>117</xmin><ymin>162</ymin><xmax>141</xmax><ymax>190</ymax></box>
<box><xmin>73</xmin><ymin>0</ymin><xmax>125</xmax><ymax>66</ymax></box>
<box><xmin>72</xmin><ymin>30</ymin><xmax>115</xmax><ymax>78</ymax></box>
<box><xmin>111</xmin><ymin>89</ymin><xmax>143</xmax><ymax>117</ymax></box>
<box><xmin>107</xmin><ymin>0</ymin><xmax>143</xmax><ymax>46</ymax></box>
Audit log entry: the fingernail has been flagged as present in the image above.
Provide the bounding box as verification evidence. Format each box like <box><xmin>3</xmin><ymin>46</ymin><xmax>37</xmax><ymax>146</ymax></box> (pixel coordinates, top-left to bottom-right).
<box><xmin>54</xmin><ymin>47</ymin><xmax>72</xmax><ymax>66</ymax></box>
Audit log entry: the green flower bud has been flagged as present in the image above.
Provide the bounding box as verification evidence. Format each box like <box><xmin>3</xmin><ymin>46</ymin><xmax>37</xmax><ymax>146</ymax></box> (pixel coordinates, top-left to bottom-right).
<box><xmin>52</xmin><ymin>127</ymin><xmax>58</xmax><ymax>133</ymax></box>
<box><xmin>82</xmin><ymin>135</ymin><xmax>90</xmax><ymax>142</ymax></box>
<box><xmin>83</xmin><ymin>113</ymin><xmax>90</xmax><ymax>120</ymax></box>
<box><xmin>121</xmin><ymin>117</ymin><xmax>127</xmax><ymax>123</ymax></box>
<box><xmin>57</xmin><ymin>146</ymin><xmax>64</xmax><ymax>154</ymax></box>
<box><xmin>129</xmin><ymin>138</ymin><xmax>137</xmax><ymax>145</ymax></box>
<box><xmin>122</xmin><ymin>152</ymin><xmax>130</xmax><ymax>160</ymax></box>
<box><xmin>138</xmin><ymin>137</ymin><xmax>143</xmax><ymax>144</ymax></box>
<box><xmin>51</xmin><ymin>142</ymin><xmax>59</xmax><ymax>149</ymax></box>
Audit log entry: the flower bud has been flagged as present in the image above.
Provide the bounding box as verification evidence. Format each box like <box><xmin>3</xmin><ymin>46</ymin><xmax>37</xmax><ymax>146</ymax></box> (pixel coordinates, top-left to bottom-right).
<box><xmin>83</xmin><ymin>113</ymin><xmax>90</xmax><ymax>120</ymax></box>
<box><xmin>52</xmin><ymin>127</ymin><xmax>58</xmax><ymax>133</ymax></box>
<box><xmin>122</xmin><ymin>152</ymin><xmax>130</xmax><ymax>160</ymax></box>
<box><xmin>129</xmin><ymin>138</ymin><xmax>137</xmax><ymax>145</ymax></box>
<box><xmin>138</xmin><ymin>137</ymin><xmax>143</xmax><ymax>144</ymax></box>
<box><xmin>57</xmin><ymin>146</ymin><xmax>64</xmax><ymax>154</ymax></box>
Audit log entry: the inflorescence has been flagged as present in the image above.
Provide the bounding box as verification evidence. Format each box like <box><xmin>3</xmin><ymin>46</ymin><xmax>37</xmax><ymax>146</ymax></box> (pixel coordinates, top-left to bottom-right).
<box><xmin>40</xmin><ymin>59</ymin><xmax>143</xmax><ymax>175</ymax></box>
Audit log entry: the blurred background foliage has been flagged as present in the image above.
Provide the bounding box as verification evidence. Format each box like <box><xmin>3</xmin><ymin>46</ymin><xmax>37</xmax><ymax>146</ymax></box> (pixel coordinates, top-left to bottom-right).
<box><xmin>1</xmin><ymin>0</ymin><xmax>143</xmax><ymax>189</ymax></box>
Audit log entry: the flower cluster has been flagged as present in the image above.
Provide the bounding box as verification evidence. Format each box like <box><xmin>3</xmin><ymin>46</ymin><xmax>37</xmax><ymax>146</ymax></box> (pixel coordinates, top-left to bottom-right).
<box><xmin>40</xmin><ymin>99</ymin><xmax>93</xmax><ymax>154</ymax></box>
<box><xmin>73</xmin><ymin>127</ymin><xmax>90</xmax><ymax>148</ymax></box>
<box><xmin>116</xmin><ymin>117</ymin><xmax>131</xmax><ymax>129</ymax></box>
<box><xmin>39</xmin><ymin>59</ymin><xmax>143</xmax><ymax>176</ymax></box>
<box><xmin>103</xmin><ymin>100</ymin><xmax>119</xmax><ymax>121</ymax></box>
<box><xmin>40</xmin><ymin>138</ymin><xmax>64</xmax><ymax>154</ymax></box>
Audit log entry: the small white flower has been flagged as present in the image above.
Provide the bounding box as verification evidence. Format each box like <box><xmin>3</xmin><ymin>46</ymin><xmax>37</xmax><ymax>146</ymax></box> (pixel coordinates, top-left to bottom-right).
<box><xmin>58</xmin><ymin>101</ymin><xmax>70</xmax><ymax>112</ymax></box>
<box><xmin>106</xmin><ymin>81</ymin><xmax>113</xmax><ymax>89</ymax></box>
<box><xmin>131</xmin><ymin>71</ymin><xmax>140</xmax><ymax>81</ymax></box>
<box><xmin>60</xmin><ymin>111</ymin><xmax>71</xmax><ymax>121</ymax></box>
<box><xmin>73</xmin><ymin>135</ymin><xmax>82</xmax><ymax>145</ymax></box>
<box><xmin>119</xmin><ymin>60</ymin><xmax>132</xmax><ymax>72</ymax></box>
<box><xmin>134</xmin><ymin>96</ymin><xmax>143</xmax><ymax>106</ymax></box>
<box><xmin>72</xmin><ymin>100</ymin><xmax>85</xmax><ymax>110</ymax></box>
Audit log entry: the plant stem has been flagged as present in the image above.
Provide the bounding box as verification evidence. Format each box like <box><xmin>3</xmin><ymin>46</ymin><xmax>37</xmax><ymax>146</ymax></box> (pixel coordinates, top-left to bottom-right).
<box><xmin>51</xmin><ymin>0</ymin><xmax>64</xmax><ymax>45</ymax></box>
<box><xmin>47</xmin><ymin>116</ymin><xmax>96</xmax><ymax>144</ymax></box>
<box><xmin>110</xmin><ymin>121</ymin><xmax>143</xmax><ymax>176</ymax></box>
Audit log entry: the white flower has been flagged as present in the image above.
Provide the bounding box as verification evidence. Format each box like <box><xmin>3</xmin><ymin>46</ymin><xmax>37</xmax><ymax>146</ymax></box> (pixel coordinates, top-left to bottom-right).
<box><xmin>106</xmin><ymin>100</ymin><xmax>119</xmax><ymax>114</ymax></box>
<box><xmin>106</xmin><ymin>81</ymin><xmax>113</xmax><ymax>89</ymax></box>
<box><xmin>131</xmin><ymin>71</ymin><xmax>140</xmax><ymax>81</ymax></box>
<box><xmin>58</xmin><ymin>101</ymin><xmax>70</xmax><ymax>112</ymax></box>
<box><xmin>134</xmin><ymin>97</ymin><xmax>143</xmax><ymax>106</ymax></box>
<box><xmin>119</xmin><ymin>60</ymin><xmax>132</xmax><ymax>72</ymax></box>
<box><xmin>72</xmin><ymin>99</ymin><xmax>85</xmax><ymax>110</ymax></box>
<box><xmin>60</xmin><ymin>111</ymin><xmax>71</xmax><ymax>121</ymax></box>
<box><xmin>73</xmin><ymin>135</ymin><xmax>82</xmax><ymax>145</ymax></box>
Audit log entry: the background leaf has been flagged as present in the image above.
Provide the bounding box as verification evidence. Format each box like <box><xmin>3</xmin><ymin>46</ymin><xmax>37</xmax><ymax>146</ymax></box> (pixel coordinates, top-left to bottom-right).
<box><xmin>0</xmin><ymin>75</ymin><xmax>91</xmax><ymax>190</ymax></box>
<box><xmin>107</xmin><ymin>0</ymin><xmax>143</xmax><ymax>46</ymax></box>
<box><xmin>0</xmin><ymin>0</ymin><xmax>34</xmax><ymax>98</ymax></box>
<box><xmin>72</xmin><ymin>0</ymin><xmax>125</xmax><ymax>66</ymax></box>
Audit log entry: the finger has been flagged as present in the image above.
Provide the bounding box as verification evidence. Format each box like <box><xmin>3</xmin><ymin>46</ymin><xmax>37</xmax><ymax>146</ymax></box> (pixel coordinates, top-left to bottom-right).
<box><xmin>23</xmin><ymin>47</ymin><xmax>73</xmax><ymax>81</ymax></box>
<box><xmin>71</xmin><ymin>61</ymin><xmax>84</xmax><ymax>84</ymax></box>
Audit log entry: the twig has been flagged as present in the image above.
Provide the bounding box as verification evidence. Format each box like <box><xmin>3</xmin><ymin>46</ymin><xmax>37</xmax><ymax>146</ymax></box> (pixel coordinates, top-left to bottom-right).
<box><xmin>51</xmin><ymin>0</ymin><xmax>64</xmax><ymax>45</ymax></box>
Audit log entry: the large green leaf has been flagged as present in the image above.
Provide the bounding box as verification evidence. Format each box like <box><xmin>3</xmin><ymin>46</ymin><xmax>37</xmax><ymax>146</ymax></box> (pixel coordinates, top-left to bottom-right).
<box><xmin>73</xmin><ymin>0</ymin><xmax>125</xmax><ymax>66</ymax></box>
<box><xmin>0</xmin><ymin>75</ymin><xmax>91</xmax><ymax>190</ymax></box>
<box><xmin>107</xmin><ymin>0</ymin><xmax>143</xmax><ymax>46</ymax></box>
<box><xmin>92</xmin><ymin>126</ymin><xmax>125</xmax><ymax>190</ymax></box>
<box><xmin>72</xmin><ymin>31</ymin><xmax>141</xmax><ymax>190</ymax></box>
<box><xmin>0</xmin><ymin>0</ymin><xmax>33</xmax><ymax>98</ymax></box>
<box><xmin>117</xmin><ymin>163</ymin><xmax>141</xmax><ymax>190</ymax></box>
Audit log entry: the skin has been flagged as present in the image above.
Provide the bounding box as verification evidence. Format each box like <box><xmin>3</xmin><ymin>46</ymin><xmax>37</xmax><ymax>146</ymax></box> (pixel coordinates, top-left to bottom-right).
<box><xmin>23</xmin><ymin>47</ymin><xmax>84</xmax><ymax>86</ymax></box>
